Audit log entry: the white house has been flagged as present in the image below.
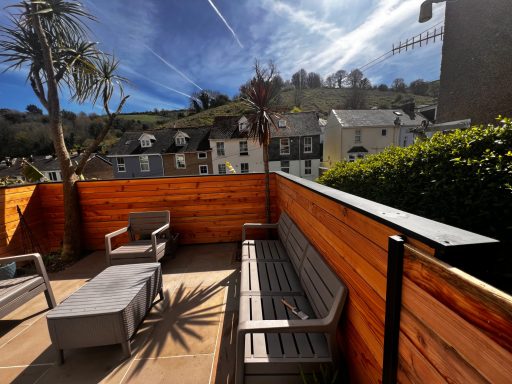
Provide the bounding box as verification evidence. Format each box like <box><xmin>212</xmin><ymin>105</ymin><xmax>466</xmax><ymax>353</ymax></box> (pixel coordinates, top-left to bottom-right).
<box><xmin>209</xmin><ymin>116</ymin><xmax>264</xmax><ymax>174</ymax></box>
<box><xmin>323</xmin><ymin>109</ymin><xmax>422</xmax><ymax>168</ymax></box>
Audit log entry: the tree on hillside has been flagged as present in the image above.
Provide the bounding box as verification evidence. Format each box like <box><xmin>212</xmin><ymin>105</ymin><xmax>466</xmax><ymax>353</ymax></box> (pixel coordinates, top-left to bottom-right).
<box><xmin>333</xmin><ymin>69</ymin><xmax>347</xmax><ymax>88</ymax></box>
<box><xmin>360</xmin><ymin>77</ymin><xmax>372</xmax><ymax>90</ymax></box>
<box><xmin>189</xmin><ymin>90</ymin><xmax>230</xmax><ymax>112</ymax></box>
<box><xmin>409</xmin><ymin>79</ymin><xmax>429</xmax><ymax>95</ymax></box>
<box><xmin>0</xmin><ymin>0</ymin><xmax>128</xmax><ymax>260</ymax></box>
<box><xmin>347</xmin><ymin>69</ymin><xmax>364</xmax><ymax>88</ymax></box>
<box><xmin>241</xmin><ymin>61</ymin><xmax>281</xmax><ymax>223</ymax></box>
<box><xmin>26</xmin><ymin>104</ymin><xmax>42</xmax><ymax>115</ymax></box>
<box><xmin>345</xmin><ymin>87</ymin><xmax>367</xmax><ymax>109</ymax></box>
<box><xmin>392</xmin><ymin>78</ymin><xmax>406</xmax><ymax>92</ymax></box>
<box><xmin>377</xmin><ymin>83</ymin><xmax>389</xmax><ymax>91</ymax></box>
<box><xmin>306</xmin><ymin>72</ymin><xmax>322</xmax><ymax>88</ymax></box>
<box><xmin>324</xmin><ymin>75</ymin><xmax>335</xmax><ymax>88</ymax></box>
<box><xmin>291</xmin><ymin>69</ymin><xmax>307</xmax><ymax>89</ymax></box>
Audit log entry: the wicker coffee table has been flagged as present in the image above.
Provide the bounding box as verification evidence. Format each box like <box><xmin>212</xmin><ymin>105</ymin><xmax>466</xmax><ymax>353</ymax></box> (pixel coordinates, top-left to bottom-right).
<box><xmin>46</xmin><ymin>263</ymin><xmax>163</xmax><ymax>363</ymax></box>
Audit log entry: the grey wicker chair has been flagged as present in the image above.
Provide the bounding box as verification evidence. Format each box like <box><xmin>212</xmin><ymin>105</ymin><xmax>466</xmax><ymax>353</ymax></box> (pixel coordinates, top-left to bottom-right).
<box><xmin>0</xmin><ymin>253</ymin><xmax>56</xmax><ymax>318</ymax></box>
<box><xmin>105</xmin><ymin>211</ymin><xmax>171</xmax><ymax>266</ymax></box>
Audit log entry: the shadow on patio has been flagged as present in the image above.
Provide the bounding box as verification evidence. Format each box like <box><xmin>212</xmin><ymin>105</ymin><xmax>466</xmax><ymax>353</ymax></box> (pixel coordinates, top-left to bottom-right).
<box><xmin>0</xmin><ymin>243</ymin><xmax>240</xmax><ymax>384</ymax></box>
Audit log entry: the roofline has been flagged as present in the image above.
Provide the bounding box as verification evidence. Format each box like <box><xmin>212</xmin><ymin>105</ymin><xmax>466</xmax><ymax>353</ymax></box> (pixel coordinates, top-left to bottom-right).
<box><xmin>107</xmin><ymin>153</ymin><xmax>163</xmax><ymax>158</ymax></box>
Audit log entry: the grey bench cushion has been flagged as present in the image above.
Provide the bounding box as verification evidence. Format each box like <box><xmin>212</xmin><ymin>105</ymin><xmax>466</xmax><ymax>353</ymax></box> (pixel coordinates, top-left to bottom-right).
<box><xmin>109</xmin><ymin>239</ymin><xmax>167</xmax><ymax>264</ymax></box>
<box><xmin>242</xmin><ymin>240</ymin><xmax>288</xmax><ymax>262</ymax></box>
<box><xmin>240</xmin><ymin>260</ymin><xmax>303</xmax><ymax>295</ymax></box>
<box><xmin>0</xmin><ymin>275</ymin><xmax>44</xmax><ymax>308</ymax></box>
<box><xmin>240</xmin><ymin>295</ymin><xmax>330</xmax><ymax>372</ymax></box>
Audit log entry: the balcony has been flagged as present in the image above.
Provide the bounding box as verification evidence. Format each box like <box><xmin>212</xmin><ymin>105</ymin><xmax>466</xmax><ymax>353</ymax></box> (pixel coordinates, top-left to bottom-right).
<box><xmin>1</xmin><ymin>172</ymin><xmax>511</xmax><ymax>383</ymax></box>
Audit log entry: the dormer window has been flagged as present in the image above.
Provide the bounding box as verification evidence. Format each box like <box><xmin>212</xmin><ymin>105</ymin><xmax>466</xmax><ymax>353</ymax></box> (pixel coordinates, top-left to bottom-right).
<box><xmin>176</xmin><ymin>136</ymin><xmax>186</xmax><ymax>146</ymax></box>
<box><xmin>174</xmin><ymin>131</ymin><xmax>190</xmax><ymax>146</ymax></box>
<box><xmin>138</xmin><ymin>133</ymin><xmax>156</xmax><ymax>148</ymax></box>
<box><xmin>278</xmin><ymin>119</ymin><xmax>287</xmax><ymax>128</ymax></box>
<box><xmin>238</xmin><ymin>116</ymin><xmax>249</xmax><ymax>132</ymax></box>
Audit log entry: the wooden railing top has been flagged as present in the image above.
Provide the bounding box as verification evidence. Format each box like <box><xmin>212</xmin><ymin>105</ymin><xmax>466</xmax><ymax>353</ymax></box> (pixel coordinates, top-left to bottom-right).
<box><xmin>275</xmin><ymin>172</ymin><xmax>499</xmax><ymax>257</ymax></box>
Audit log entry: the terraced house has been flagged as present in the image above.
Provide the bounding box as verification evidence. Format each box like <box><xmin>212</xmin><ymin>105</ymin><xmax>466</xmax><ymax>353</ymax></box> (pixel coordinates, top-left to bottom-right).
<box><xmin>268</xmin><ymin>111</ymin><xmax>322</xmax><ymax>180</ymax></box>
<box><xmin>108</xmin><ymin>129</ymin><xmax>212</xmax><ymax>178</ymax></box>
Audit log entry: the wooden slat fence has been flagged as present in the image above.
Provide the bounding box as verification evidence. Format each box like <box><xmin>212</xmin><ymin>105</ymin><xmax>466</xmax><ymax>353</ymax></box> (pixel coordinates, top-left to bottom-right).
<box><xmin>0</xmin><ymin>172</ymin><xmax>510</xmax><ymax>384</ymax></box>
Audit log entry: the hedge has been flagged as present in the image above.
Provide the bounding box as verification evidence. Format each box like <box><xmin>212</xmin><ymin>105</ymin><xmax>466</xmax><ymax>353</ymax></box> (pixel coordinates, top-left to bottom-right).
<box><xmin>319</xmin><ymin>118</ymin><xmax>512</xmax><ymax>289</ymax></box>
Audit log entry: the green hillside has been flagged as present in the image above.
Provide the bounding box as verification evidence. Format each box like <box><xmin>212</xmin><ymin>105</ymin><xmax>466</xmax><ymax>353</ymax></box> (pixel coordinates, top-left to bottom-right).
<box><xmin>168</xmin><ymin>88</ymin><xmax>436</xmax><ymax>129</ymax></box>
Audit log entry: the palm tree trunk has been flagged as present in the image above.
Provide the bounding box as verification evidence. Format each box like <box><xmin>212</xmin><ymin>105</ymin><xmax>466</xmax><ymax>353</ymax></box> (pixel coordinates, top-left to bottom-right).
<box><xmin>263</xmin><ymin>142</ymin><xmax>271</xmax><ymax>223</ymax></box>
<box><xmin>31</xmin><ymin>5</ymin><xmax>81</xmax><ymax>261</ymax></box>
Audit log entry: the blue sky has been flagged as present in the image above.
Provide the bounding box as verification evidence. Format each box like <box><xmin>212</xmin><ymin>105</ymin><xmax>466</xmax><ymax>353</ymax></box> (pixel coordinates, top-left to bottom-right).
<box><xmin>0</xmin><ymin>0</ymin><xmax>446</xmax><ymax>113</ymax></box>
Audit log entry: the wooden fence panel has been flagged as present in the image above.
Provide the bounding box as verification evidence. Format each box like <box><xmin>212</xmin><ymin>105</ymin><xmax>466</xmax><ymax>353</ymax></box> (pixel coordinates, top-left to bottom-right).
<box><xmin>398</xmin><ymin>245</ymin><xmax>512</xmax><ymax>383</ymax></box>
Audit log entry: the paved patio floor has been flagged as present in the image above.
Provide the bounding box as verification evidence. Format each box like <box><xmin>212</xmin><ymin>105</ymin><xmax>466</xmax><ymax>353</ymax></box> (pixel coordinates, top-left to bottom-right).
<box><xmin>0</xmin><ymin>243</ymin><xmax>240</xmax><ymax>384</ymax></box>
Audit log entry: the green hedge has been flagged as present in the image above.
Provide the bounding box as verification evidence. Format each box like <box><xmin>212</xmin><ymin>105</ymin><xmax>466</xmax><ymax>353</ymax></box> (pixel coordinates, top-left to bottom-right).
<box><xmin>319</xmin><ymin>118</ymin><xmax>512</xmax><ymax>248</ymax></box>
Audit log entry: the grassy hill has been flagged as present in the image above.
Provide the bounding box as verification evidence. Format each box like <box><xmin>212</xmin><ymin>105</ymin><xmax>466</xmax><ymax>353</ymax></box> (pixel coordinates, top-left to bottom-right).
<box><xmin>167</xmin><ymin>87</ymin><xmax>436</xmax><ymax>129</ymax></box>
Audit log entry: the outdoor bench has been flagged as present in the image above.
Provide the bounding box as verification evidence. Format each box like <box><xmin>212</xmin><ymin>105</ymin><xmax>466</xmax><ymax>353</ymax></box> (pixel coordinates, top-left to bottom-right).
<box><xmin>237</xmin><ymin>212</ymin><xmax>348</xmax><ymax>384</ymax></box>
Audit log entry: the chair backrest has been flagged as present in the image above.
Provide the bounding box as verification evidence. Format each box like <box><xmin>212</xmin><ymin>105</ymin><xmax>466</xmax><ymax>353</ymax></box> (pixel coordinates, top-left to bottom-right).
<box><xmin>128</xmin><ymin>211</ymin><xmax>170</xmax><ymax>238</ymax></box>
<box><xmin>277</xmin><ymin>212</ymin><xmax>292</xmax><ymax>242</ymax></box>
<box><xmin>284</xmin><ymin>221</ymin><xmax>309</xmax><ymax>271</ymax></box>
<box><xmin>300</xmin><ymin>245</ymin><xmax>347</xmax><ymax>320</ymax></box>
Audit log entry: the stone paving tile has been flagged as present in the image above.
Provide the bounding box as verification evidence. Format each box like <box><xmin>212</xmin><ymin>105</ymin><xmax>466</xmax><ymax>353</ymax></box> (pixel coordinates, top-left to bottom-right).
<box><xmin>0</xmin><ymin>365</ymin><xmax>51</xmax><ymax>384</ymax></box>
<box><xmin>122</xmin><ymin>354</ymin><xmax>213</xmax><ymax>384</ymax></box>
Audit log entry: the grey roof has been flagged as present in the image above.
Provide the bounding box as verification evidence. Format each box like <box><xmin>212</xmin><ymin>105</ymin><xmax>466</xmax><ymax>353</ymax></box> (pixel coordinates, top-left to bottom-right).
<box><xmin>108</xmin><ymin>128</ymin><xmax>211</xmax><ymax>156</ymax></box>
<box><xmin>270</xmin><ymin>112</ymin><xmax>321</xmax><ymax>138</ymax></box>
<box><xmin>0</xmin><ymin>154</ymin><xmax>110</xmax><ymax>178</ymax></box>
<box><xmin>209</xmin><ymin>112</ymin><xmax>321</xmax><ymax>140</ymax></box>
<box><xmin>331</xmin><ymin>109</ymin><xmax>422</xmax><ymax>128</ymax></box>
<box><xmin>209</xmin><ymin>116</ymin><xmax>248</xmax><ymax>140</ymax></box>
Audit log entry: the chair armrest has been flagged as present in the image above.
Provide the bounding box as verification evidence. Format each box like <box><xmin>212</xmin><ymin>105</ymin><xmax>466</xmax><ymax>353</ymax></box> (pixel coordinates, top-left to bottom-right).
<box><xmin>237</xmin><ymin>318</ymin><xmax>330</xmax><ymax>335</ymax></box>
<box><xmin>105</xmin><ymin>227</ymin><xmax>129</xmax><ymax>256</ymax></box>
<box><xmin>151</xmin><ymin>223</ymin><xmax>170</xmax><ymax>252</ymax></box>
<box><xmin>242</xmin><ymin>223</ymin><xmax>278</xmax><ymax>242</ymax></box>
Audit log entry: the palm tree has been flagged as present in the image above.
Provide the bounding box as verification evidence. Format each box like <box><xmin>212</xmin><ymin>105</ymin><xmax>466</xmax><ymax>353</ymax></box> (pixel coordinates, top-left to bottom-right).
<box><xmin>0</xmin><ymin>0</ymin><xmax>129</xmax><ymax>260</ymax></box>
<box><xmin>242</xmin><ymin>61</ymin><xmax>281</xmax><ymax>223</ymax></box>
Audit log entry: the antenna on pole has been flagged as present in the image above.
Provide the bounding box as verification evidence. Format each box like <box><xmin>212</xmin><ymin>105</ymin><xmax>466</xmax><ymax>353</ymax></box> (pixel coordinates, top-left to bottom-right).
<box><xmin>392</xmin><ymin>24</ymin><xmax>444</xmax><ymax>55</ymax></box>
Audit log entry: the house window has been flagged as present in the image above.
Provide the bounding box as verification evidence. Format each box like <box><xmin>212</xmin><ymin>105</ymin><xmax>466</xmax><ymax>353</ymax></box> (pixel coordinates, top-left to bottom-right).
<box><xmin>48</xmin><ymin>171</ymin><xmax>58</xmax><ymax>181</ymax></box>
<box><xmin>278</xmin><ymin>119</ymin><xmax>286</xmax><ymax>128</ymax></box>
<box><xmin>117</xmin><ymin>157</ymin><xmax>126</xmax><ymax>172</ymax></box>
<box><xmin>239</xmin><ymin>122</ymin><xmax>247</xmax><ymax>132</ymax></box>
<box><xmin>176</xmin><ymin>136</ymin><xmax>186</xmax><ymax>146</ymax></box>
<box><xmin>197</xmin><ymin>152</ymin><xmax>207</xmax><ymax>159</ymax></box>
<box><xmin>216</xmin><ymin>142</ymin><xmax>225</xmax><ymax>157</ymax></box>
<box><xmin>382</xmin><ymin>129</ymin><xmax>387</xmax><ymax>136</ymax></box>
<box><xmin>140</xmin><ymin>139</ymin><xmax>151</xmax><ymax>148</ymax></box>
<box><xmin>241</xmin><ymin>163</ymin><xmax>249</xmax><ymax>174</ymax></box>
<box><xmin>305</xmin><ymin>160</ymin><xmax>312</xmax><ymax>175</ymax></box>
<box><xmin>139</xmin><ymin>155</ymin><xmax>150</xmax><ymax>172</ymax></box>
<box><xmin>281</xmin><ymin>160</ymin><xmax>290</xmax><ymax>173</ymax></box>
<box><xmin>348</xmin><ymin>153</ymin><xmax>365</xmax><ymax>162</ymax></box>
<box><xmin>304</xmin><ymin>137</ymin><xmax>312</xmax><ymax>153</ymax></box>
<box><xmin>199</xmin><ymin>165</ymin><xmax>208</xmax><ymax>175</ymax></box>
<box><xmin>355</xmin><ymin>129</ymin><xmax>361</xmax><ymax>143</ymax></box>
<box><xmin>218</xmin><ymin>163</ymin><xmax>226</xmax><ymax>174</ymax></box>
<box><xmin>280</xmin><ymin>138</ymin><xmax>290</xmax><ymax>155</ymax></box>
<box><xmin>348</xmin><ymin>154</ymin><xmax>355</xmax><ymax>162</ymax></box>
<box><xmin>175</xmin><ymin>154</ymin><xmax>186</xmax><ymax>169</ymax></box>
<box><xmin>239</xmin><ymin>140</ymin><xmax>248</xmax><ymax>156</ymax></box>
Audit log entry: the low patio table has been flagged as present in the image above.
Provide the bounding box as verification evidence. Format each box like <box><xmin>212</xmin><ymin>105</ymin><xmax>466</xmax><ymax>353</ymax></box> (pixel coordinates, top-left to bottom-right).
<box><xmin>46</xmin><ymin>263</ymin><xmax>163</xmax><ymax>363</ymax></box>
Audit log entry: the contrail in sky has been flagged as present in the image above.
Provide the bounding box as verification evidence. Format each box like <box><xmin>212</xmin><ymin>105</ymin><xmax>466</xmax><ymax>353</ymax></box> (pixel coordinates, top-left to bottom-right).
<box><xmin>206</xmin><ymin>0</ymin><xmax>244</xmax><ymax>48</ymax></box>
<box><xmin>143</xmin><ymin>44</ymin><xmax>203</xmax><ymax>91</ymax></box>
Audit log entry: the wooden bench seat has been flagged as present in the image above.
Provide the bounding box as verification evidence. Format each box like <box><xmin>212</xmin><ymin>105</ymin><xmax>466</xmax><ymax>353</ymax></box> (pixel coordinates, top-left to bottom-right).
<box><xmin>237</xmin><ymin>213</ymin><xmax>348</xmax><ymax>384</ymax></box>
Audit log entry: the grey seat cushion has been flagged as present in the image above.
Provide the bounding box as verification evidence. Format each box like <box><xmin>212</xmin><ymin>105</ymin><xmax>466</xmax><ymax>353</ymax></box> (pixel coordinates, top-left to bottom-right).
<box><xmin>0</xmin><ymin>275</ymin><xmax>44</xmax><ymax>308</ymax></box>
<box><xmin>109</xmin><ymin>239</ymin><xmax>167</xmax><ymax>261</ymax></box>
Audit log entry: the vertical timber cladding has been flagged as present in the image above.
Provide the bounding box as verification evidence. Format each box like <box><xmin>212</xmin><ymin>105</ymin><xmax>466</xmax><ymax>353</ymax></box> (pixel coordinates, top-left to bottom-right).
<box><xmin>0</xmin><ymin>185</ymin><xmax>42</xmax><ymax>257</ymax></box>
<box><xmin>399</xmin><ymin>244</ymin><xmax>512</xmax><ymax>383</ymax></box>
<box><xmin>276</xmin><ymin>174</ymin><xmax>393</xmax><ymax>383</ymax></box>
<box><xmin>76</xmin><ymin>174</ymin><xmax>277</xmax><ymax>249</ymax></box>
